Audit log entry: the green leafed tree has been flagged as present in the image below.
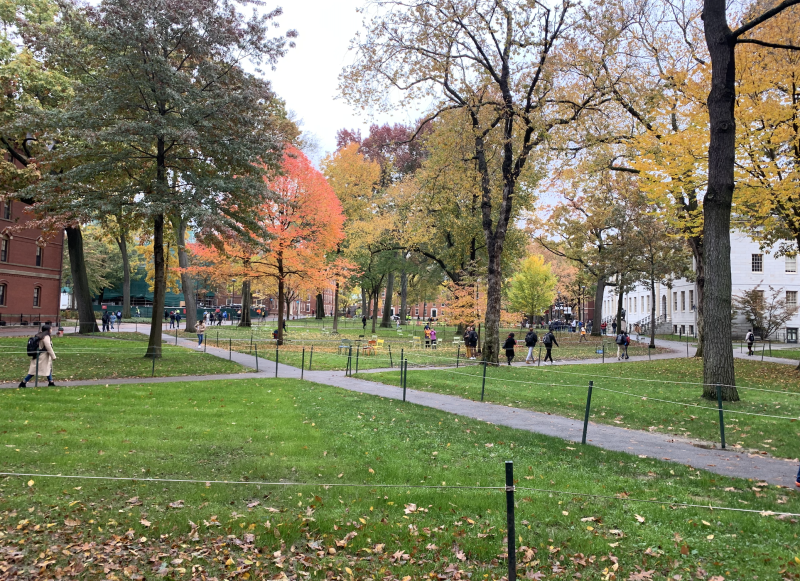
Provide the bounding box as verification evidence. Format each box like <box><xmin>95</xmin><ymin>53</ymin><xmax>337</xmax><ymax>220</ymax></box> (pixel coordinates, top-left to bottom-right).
<box><xmin>22</xmin><ymin>0</ymin><xmax>295</xmax><ymax>357</ymax></box>
<box><xmin>505</xmin><ymin>255</ymin><xmax>557</xmax><ymax>323</ymax></box>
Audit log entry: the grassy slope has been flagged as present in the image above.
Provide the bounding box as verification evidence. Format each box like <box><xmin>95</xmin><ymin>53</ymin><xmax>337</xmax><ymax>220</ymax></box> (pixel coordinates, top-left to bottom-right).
<box><xmin>0</xmin><ymin>336</ymin><xmax>249</xmax><ymax>382</ymax></box>
<box><xmin>0</xmin><ymin>378</ymin><xmax>798</xmax><ymax>580</ymax></box>
<box><xmin>358</xmin><ymin>358</ymin><xmax>800</xmax><ymax>460</ymax></box>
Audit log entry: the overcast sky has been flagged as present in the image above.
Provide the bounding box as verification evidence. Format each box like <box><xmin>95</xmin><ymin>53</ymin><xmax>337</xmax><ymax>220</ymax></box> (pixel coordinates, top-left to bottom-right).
<box><xmin>267</xmin><ymin>0</ymin><xmax>399</xmax><ymax>161</ymax></box>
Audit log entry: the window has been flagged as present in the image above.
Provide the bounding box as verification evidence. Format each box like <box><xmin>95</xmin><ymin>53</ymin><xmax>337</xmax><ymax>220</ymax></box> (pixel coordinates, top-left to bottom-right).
<box><xmin>787</xmin><ymin>291</ymin><xmax>798</xmax><ymax>308</ymax></box>
<box><xmin>0</xmin><ymin>284</ymin><xmax>5</xmax><ymax>306</ymax></box>
<box><xmin>689</xmin><ymin>290</ymin><xmax>694</xmax><ymax>310</ymax></box>
<box><xmin>0</xmin><ymin>238</ymin><xmax>8</xmax><ymax>262</ymax></box>
<box><xmin>673</xmin><ymin>292</ymin><xmax>678</xmax><ymax>311</ymax></box>
<box><xmin>35</xmin><ymin>246</ymin><xmax>43</xmax><ymax>267</ymax></box>
<box><xmin>647</xmin><ymin>295</ymin><xmax>650</xmax><ymax>312</ymax></box>
<box><xmin>752</xmin><ymin>253</ymin><xmax>763</xmax><ymax>272</ymax></box>
<box><xmin>33</xmin><ymin>286</ymin><xmax>41</xmax><ymax>308</ymax></box>
<box><xmin>681</xmin><ymin>291</ymin><xmax>686</xmax><ymax>311</ymax></box>
<box><xmin>415</xmin><ymin>308</ymin><xmax>419</xmax><ymax>316</ymax></box>
<box><xmin>2</xmin><ymin>202</ymin><xmax>9</xmax><ymax>220</ymax></box>
<box><xmin>689</xmin><ymin>325</ymin><xmax>694</xmax><ymax>335</ymax></box>
<box><xmin>634</xmin><ymin>297</ymin><xmax>637</xmax><ymax>313</ymax></box>
<box><xmin>787</xmin><ymin>256</ymin><xmax>797</xmax><ymax>273</ymax></box>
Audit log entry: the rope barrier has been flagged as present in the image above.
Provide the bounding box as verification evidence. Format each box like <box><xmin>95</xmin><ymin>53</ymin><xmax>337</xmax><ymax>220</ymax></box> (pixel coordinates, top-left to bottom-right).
<box><xmin>0</xmin><ymin>472</ymin><xmax>795</xmax><ymax>517</ymax></box>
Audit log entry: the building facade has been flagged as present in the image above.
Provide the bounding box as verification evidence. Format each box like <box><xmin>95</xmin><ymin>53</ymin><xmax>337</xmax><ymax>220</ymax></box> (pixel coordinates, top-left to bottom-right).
<box><xmin>0</xmin><ymin>199</ymin><xmax>64</xmax><ymax>325</ymax></box>
<box><xmin>601</xmin><ymin>233</ymin><xmax>800</xmax><ymax>342</ymax></box>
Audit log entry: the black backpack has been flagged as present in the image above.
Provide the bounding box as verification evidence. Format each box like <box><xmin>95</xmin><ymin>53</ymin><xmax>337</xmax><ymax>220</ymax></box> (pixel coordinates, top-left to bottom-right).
<box><xmin>542</xmin><ymin>333</ymin><xmax>552</xmax><ymax>346</ymax></box>
<box><xmin>615</xmin><ymin>333</ymin><xmax>625</xmax><ymax>345</ymax></box>
<box><xmin>26</xmin><ymin>335</ymin><xmax>41</xmax><ymax>358</ymax></box>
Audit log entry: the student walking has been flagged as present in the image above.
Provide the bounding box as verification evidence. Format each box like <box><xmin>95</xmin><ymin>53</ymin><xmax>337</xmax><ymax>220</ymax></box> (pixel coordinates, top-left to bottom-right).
<box><xmin>579</xmin><ymin>325</ymin><xmax>588</xmax><ymax>342</ymax></box>
<box><xmin>109</xmin><ymin>312</ymin><xmax>116</xmax><ymax>330</ymax></box>
<box><xmin>600</xmin><ymin>321</ymin><xmax>607</xmax><ymax>335</ymax></box>
<box><xmin>524</xmin><ymin>328</ymin><xmax>538</xmax><ymax>363</ymax></box>
<box><xmin>101</xmin><ymin>311</ymin><xmax>110</xmax><ymax>332</ymax></box>
<box><xmin>746</xmin><ymin>329</ymin><xmax>755</xmax><ymax>356</ymax></box>
<box><xmin>542</xmin><ymin>330</ymin><xmax>558</xmax><ymax>363</ymax></box>
<box><xmin>467</xmin><ymin>326</ymin><xmax>478</xmax><ymax>360</ymax></box>
<box><xmin>362</xmin><ymin>315</ymin><xmax>367</xmax><ymax>330</ymax></box>
<box><xmin>19</xmin><ymin>325</ymin><xmax>57</xmax><ymax>387</ymax></box>
<box><xmin>169</xmin><ymin>311</ymin><xmax>176</xmax><ymax>328</ymax></box>
<box><xmin>175</xmin><ymin>312</ymin><xmax>182</xmax><ymax>329</ymax></box>
<box><xmin>502</xmin><ymin>333</ymin><xmax>516</xmax><ymax>365</ymax></box>
<box><xmin>196</xmin><ymin>321</ymin><xmax>206</xmax><ymax>349</ymax></box>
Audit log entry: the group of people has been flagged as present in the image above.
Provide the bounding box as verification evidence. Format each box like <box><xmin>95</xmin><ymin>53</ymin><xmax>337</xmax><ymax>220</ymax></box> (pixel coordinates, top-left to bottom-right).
<box><xmin>168</xmin><ymin>310</ymin><xmax>183</xmax><ymax>328</ymax></box>
<box><xmin>101</xmin><ymin>310</ymin><xmax>122</xmax><ymax>332</ymax></box>
<box><xmin>462</xmin><ymin>326</ymin><xmax>479</xmax><ymax>359</ymax></box>
<box><xmin>501</xmin><ymin>328</ymin><xmax>560</xmax><ymax>365</ymax></box>
<box><xmin>423</xmin><ymin>324</ymin><xmax>437</xmax><ymax>347</ymax></box>
<box><xmin>202</xmin><ymin>311</ymin><xmax>227</xmax><ymax>326</ymax></box>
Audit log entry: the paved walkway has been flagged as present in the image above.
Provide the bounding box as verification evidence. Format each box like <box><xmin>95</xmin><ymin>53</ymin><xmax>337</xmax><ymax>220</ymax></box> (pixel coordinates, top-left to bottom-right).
<box><xmin>5</xmin><ymin>326</ymin><xmax>794</xmax><ymax>488</ymax></box>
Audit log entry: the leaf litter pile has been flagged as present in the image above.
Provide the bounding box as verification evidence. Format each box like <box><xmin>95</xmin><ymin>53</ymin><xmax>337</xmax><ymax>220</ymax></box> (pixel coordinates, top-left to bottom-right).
<box><xmin>1</xmin><ymin>378</ymin><xmax>798</xmax><ymax>580</ymax></box>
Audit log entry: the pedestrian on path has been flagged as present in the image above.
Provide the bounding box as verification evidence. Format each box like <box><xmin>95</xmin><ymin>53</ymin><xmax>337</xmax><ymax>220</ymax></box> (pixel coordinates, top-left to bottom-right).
<box><xmin>175</xmin><ymin>312</ymin><xmax>182</xmax><ymax>329</ymax></box>
<box><xmin>19</xmin><ymin>324</ymin><xmax>57</xmax><ymax>387</ymax></box>
<box><xmin>169</xmin><ymin>312</ymin><xmax>176</xmax><ymax>328</ymax></box>
<box><xmin>101</xmin><ymin>311</ymin><xmax>109</xmax><ymax>332</ymax></box>
<box><xmin>467</xmin><ymin>326</ymin><xmax>479</xmax><ymax>360</ymax></box>
<box><xmin>109</xmin><ymin>312</ymin><xmax>116</xmax><ymax>330</ymax></box>
<box><xmin>502</xmin><ymin>333</ymin><xmax>516</xmax><ymax>365</ymax></box>
<box><xmin>524</xmin><ymin>328</ymin><xmax>538</xmax><ymax>363</ymax></box>
<box><xmin>196</xmin><ymin>321</ymin><xmax>206</xmax><ymax>348</ymax></box>
<box><xmin>600</xmin><ymin>321</ymin><xmax>607</xmax><ymax>335</ymax></box>
<box><xmin>579</xmin><ymin>325</ymin><xmax>587</xmax><ymax>342</ymax></box>
<box><xmin>542</xmin><ymin>330</ymin><xmax>558</xmax><ymax>363</ymax></box>
<box><xmin>362</xmin><ymin>315</ymin><xmax>367</xmax><ymax>330</ymax></box>
<box><xmin>746</xmin><ymin>329</ymin><xmax>755</xmax><ymax>356</ymax></box>
<box><xmin>611</xmin><ymin>321</ymin><xmax>617</xmax><ymax>335</ymax></box>
<box><xmin>616</xmin><ymin>331</ymin><xmax>625</xmax><ymax>359</ymax></box>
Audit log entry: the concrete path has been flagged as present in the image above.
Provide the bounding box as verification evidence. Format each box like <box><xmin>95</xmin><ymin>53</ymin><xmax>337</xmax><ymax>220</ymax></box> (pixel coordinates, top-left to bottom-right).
<box><xmin>6</xmin><ymin>326</ymin><xmax>797</xmax><ymax>487</ymax></box>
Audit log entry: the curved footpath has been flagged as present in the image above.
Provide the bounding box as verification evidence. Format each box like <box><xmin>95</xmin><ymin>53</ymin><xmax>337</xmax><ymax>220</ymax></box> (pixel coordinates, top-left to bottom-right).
<box><xmin>1</xmin><ymin>326</ymin><xmax>797</xmax><ymax>487</ymax></box>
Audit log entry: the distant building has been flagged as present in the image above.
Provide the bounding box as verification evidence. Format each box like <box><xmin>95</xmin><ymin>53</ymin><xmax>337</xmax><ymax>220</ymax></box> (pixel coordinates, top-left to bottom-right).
<box><xmin>601</xmin><ymin>233</ymin><xmax>800</xmax><ymax>342</ymax></box>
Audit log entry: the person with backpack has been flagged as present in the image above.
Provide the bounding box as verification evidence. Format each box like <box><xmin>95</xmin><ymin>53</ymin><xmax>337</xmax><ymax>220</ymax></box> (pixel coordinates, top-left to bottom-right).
<box><xmin>109</xmin><ymin>311</ymin><xmax>116</xmax><ymax>331</ymax></box>
<box><xmin>502</xmin><ymin>333</ymin><xmax>517</xmax><ymax>365</ymax></box>
<box><xmin>175</xmin><ymin>312</ymin><xmax>182</xmax><ymax>329</ymax></box>
<box><xmin>623</xmin><ymin>331</ymin><xmax>630</xmax><ymax>359</ymax></box>
<box><xmin>524</xmin><ymin>328</ymin><xmax>538</xmax><ymax>363</ymax></box>
<box><xmin>467</xmin><ymin>326</ymin><xmax>479</xmax><ymax>360</ymax></box>
<box><xmin>101</xmin><ymin>310</ymin><xmax>110</xmax><ymax>332</ymax></box>
<box><xmin>746</xmin><ymin>329</ymin><xmax>755</xmax><ymax>356</ymax></box>
<box><xmin>169</xmin><ymin>311</ymin><xmax>176</xmax><ymax>328</ymax></box>
<box><xmin>19</xmin><ymin>325</ymin><xmax>57</xmax><ymax>387</ymax></box>
<box><xmin>542</xmin><ymin>329</ymin><xmax>558</xmax><ymax>363</ymax></box>
<box><xmin>615</xmin><ymin>331</ymin><xmax>625</xmax><ymax>360</ymax></box>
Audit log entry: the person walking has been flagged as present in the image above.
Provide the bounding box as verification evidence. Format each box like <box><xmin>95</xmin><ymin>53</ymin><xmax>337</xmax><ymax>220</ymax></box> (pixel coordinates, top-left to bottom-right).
<box><xmin>611</xmin><ymin>321</ymin><xmax>617</xmax><ymax>335</ymax></box>
<box><xmin>467</xmin><ymin>326</ymin><xmax>479</xmax><ymax>360</ymax></box>
<box><xmin>19</xmin><ymin>325</ymin><xmax>57</xmax><ymax>387</ymax></box>
<box><xmin>116</xmin><ymin>310</ymin><xmax>122</xmax><ymax>325</ymax></box>
<box><xmin>579</xmin><ymin>325</ymin><xmax>588</xmax><ymax>342</ymax></box>
<box><xmin>196</xmin><ymin>320</ymin><xmax>206</xmax><ymax>349</ymax></box>
<box><xmin>362</xmin><ymin>315</ymin><xmax>367</xmax><ymax>330</ymax></box>
<box><xmin>175</xmin><ymin>311</ymin><xmax>182</xmax><ymax>329</ymax></box>
<box><xmin>600</xmin><ymin>321</ymin><xmax>607</xmax><ymax>335</ymax></box>
<box><xmin>524</xmin><ymin>328</ymin><xmax>538</xmax><ymax>363</ymax></box>
<box><xmin>503</xmin><ymin>333</ymin><xmax>516</xmax><ymax>366</ymax></box>
<box><xmin>424</xmin><ymin>324</ymin><xmax>431</xmax><ymax>348</ymax></box>
<box><xmin>623</xmin><ymin>331</ymin><xmax>630</xmax><ymax>359</ymax></box>
<box><xmin>169</xmin><ymin>311</ymin><xmax>176</xmax><ymax>329</ymax></box>
<box><xmin>542</xmin><ymin>329</ymin><xmax>558</xmax><ymax>364</ymax></box>
<box><xmin>634</xmin><ymin>323</ymin><xmax>641</xmax><ymax>340</ymax></box>
<box><xmin>101</xmin><ymin>310</ymin><xmax>109</xmax><ymax>332</ymax></box>
<box><xmin>222</xmin><ymin>311</ymin><xmax>228</xmax><ymax>324</ymax></box>
<box><xmin>109</xmin><ymin>311</ymin><xmax>117</xmax><ymax>331</ymax></box>
<box><xmin>746</xmin><ymin>329</ymin><xmax>755</xmax><ymax>356</ymax></box>
<box><xmin>615</xmin><ymin>330</ymin><xmax>625</xmax><ymax>360</ymax></box>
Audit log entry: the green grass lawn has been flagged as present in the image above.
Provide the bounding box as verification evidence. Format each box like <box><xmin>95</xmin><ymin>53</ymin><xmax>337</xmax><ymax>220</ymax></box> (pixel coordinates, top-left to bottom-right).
<box><xmin>0</xmin><ymin>335</ymin><xmax>249</xmax><ymax>383</ymax></box>
<box><xmin>357</xmin><ymin>358</ymin><xmax>800</xmax><ymax>460</ymax></box>
<box><xmin>0</xmin><ymin>378</ymin><xmax>797</xmax><ymax>579</ymax></box>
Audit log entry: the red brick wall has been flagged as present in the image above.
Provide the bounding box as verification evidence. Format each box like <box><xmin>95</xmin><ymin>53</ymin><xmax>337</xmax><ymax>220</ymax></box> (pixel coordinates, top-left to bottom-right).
<box><xmin>0</xmin><ymin>200</ymin><xmax>63</xmax><ymax>325</ymax></box>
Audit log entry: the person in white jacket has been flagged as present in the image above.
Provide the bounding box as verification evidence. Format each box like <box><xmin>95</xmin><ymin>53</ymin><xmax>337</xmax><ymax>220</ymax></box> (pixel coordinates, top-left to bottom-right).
<box><xmin>19</xmin><ymin>325</ymin><xmax>57</xmax><ymax>387</ymax></box>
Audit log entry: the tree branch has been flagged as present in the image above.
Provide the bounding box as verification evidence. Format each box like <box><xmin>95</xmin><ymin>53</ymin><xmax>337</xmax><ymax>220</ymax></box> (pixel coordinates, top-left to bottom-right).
<box><xmin>732</xmin><ymin>0</ymin><xmax>800</xmax><ymax>38</ymax></box>
<box><xmin>736</xmin><ymin>38</ymin><xmax>800</xmax><ymax>50</ymax></box>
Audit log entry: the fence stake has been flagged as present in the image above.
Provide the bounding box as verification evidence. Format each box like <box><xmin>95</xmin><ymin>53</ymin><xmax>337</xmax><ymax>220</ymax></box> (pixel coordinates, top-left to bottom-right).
<box><xmin>505</xmin><ymin>461</ymin><xmax>517</xmax><ymax>581</ymax></box>
<box><xmin>217</xmin><ymin>331</ymin><xmax>219</xmax><ymax>348</ymax></box>
<box><xmin>255</xmin><ymin>344</ymin><xmax>258</xmax><ymax>372</ymax></box>
<box><xmin>309</xmin><ymin>345</ymin><xmax>313</xmax><ymax>370</ymax></box>
<box><xmin>480</xmin><ymin>360</ymin><xmax>487</xmax><ymax>401</ymax></box>
<box><xmin>400</xmin><ymin>355</ymin><xmax>404</xmax><ymax>385</ymax></box>
<box><xmin>176</xmin><ymin>327</ymin><xmax>178</xmax><ymax>345</ymax></box>
<box><xmin>152</xmin><ymin>355</ymin><xmax>155</xmax><ymax>377</ymax></box>
<box><xmin>275</xmin><ymin>345</ymin><xmax>279</xmax><ymax>378</ymax></box>
<box><xmin>389</xmin><ymin>344</ymin><xmax>393</xmax><ymax>368</ymax></box>
<box><xmin>602</xmin><ymin>342</ymin><xmax>605</xmax><ymax>363</ymax></box>
<box><xmin>716</xmin><ymin>384</ymin><xmax>726</xmax><ymax>449</ymax></box>
<box><xmin>402</xmin><ymin>359</ymin><xmax>407</xmax><ymax>402</ymax></box>
<box><xmin>347</xmin><ymin>345</ymin><xmax>352</xmax><ymax>377</ymax></box>
<box><xmin>761</xmin><ymin>341</ymin><xmax>765</xmax><ymax>361</ymax></box>
<box><xmin>581</xmin><ymin>380</ymin><xmax>594</xmax><ymax>445</ymax></box>
<box><xmin>769</xmin><ymin>340</ymin><xmax>772</xmax><ymax>356</ymax></box>
<box><xmin>456</xmin><ymin>345</ymin><xmax>460</xmax><ymax>368</ymax></box>
<box><xmin>355</xmin><ymin>343</ymin><xmax>360</xmax><ymax>374</ymax></box>
<box><xmin>229</xmin><ymin>338</ymin><xmax>232</xmax><ymax>360</ymax></box>
<box><xmin>301</xmin><ymin>347</ymin><xmax>305</xmax><ymax>380</ymax></box>
<box><xmin>538</xmin><ymin>346</ymin><xmax>542</xmax><ymax>366</ymax></box>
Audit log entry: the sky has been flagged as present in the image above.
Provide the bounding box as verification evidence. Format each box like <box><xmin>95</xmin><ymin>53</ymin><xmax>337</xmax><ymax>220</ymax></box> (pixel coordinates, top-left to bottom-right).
<box><xmin>266</xmin><ymin>0</ymin><xmax>399</xmax><ymax>161</ymax></box>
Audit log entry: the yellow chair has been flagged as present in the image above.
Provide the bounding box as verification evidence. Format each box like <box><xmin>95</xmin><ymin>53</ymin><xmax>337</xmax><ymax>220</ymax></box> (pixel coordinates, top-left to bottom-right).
<box><xmin>376</xmin><ymin>339</ymin><xmax>385</xmax><ymax>351</ymax></box>
<box><xmin>411</xmin><ymin>336</ymin><xmax>422</xmax><ymax>349</ymax></box>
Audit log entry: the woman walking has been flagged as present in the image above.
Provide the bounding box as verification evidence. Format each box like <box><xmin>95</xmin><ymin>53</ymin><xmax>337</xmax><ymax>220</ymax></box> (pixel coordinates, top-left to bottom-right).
<box><xmin>502</xmin><ymin>333</ymin><xmax>516</xmax><ymax>366</ymax></box>
<box><xmin>196</xmin><ymin>320</ymin><xmax>206</xmax><ymax>349</ymax></box>
<box><xmin>19</xmin><ymin>325</ymin><xmax>57</xmax><ymax>387</ymax></box>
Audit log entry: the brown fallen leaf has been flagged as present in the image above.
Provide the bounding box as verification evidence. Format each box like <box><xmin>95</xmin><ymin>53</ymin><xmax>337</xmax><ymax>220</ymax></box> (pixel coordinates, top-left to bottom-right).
<box><xmin>139</xmin><ymin>518</ymin><xmax>151</xmax><ymax>527</ymax></box>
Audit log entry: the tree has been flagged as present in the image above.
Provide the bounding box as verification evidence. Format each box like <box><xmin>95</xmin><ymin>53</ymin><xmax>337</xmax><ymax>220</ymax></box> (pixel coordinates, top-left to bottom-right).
<box><xmin>23</xmin><ymin>0</ymin><xmax>294</xmax><ymax>357</ymax></box>
<box><xmin>505</xmin><ymin>255</ymin><xmax>557</xmax><ymax>323</ymax></box>
<box><xmin>342</xmin><ymin>0</ymin><xmax>608</xmax><ymax>363</ymax></box>
<box><xmin>61</xmin><ymin>224</ymin><xmax>124</xmax><ymax>299</ymax></box>
<box><xmin>700</xmin><ymin>0</ymin><xmax>800</xmax><ymax>389</ymax></box>
<box><xmin>734</xmin><ymin>284</ymin><xmax>799</xmax><ymax>341</ymax></box>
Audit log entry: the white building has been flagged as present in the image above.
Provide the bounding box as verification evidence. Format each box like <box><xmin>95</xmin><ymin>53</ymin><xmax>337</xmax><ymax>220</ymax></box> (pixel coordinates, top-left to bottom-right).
<box><xmin>601</xmin><ymin>233</ymin><xmax>799</xmax><ymax>343</ymax></box>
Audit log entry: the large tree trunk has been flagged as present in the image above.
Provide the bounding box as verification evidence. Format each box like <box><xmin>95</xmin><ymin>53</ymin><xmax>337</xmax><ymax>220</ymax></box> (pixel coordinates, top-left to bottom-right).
<box><xmin>702</xmin><ymin>0</ymin><xmax>738</xmax><ymax>401</ymax></box>
<box><xmin>333</xmin><ymin>282</ymin><xmax>340</xmax><ymax>333</ymax></box>
<box><xmin>616</xmin><ymin>288</ymin><xmax>624</xmax><ymax>334</ymax></box>
<box><xmin>361</xmin><ymin>288</ymin><xmax>368</xmax><ymax>317</ymax></box>
<box><xmin>277</xmin><ymin>273</ymin><xmax>285</xmax><ymax>345</ymax></box>
<box><xmin>371</xmin><ymin>292</ymin><xmax>378</xmax><ymax>334</ymax></box>
<box><xmin>315</xmin><ymin>293</ymin><xmax>324</xmax><ymax>319</ymax></box>
<box><xmin>400</xmin><ymin>269</ymin><xmax>408</xmax><ymax>325</ymax></box>
<box><xmin>689</xmin><ymin>237</ymin><xmax>705</xmax><ymax>359</ymax></box>
<box><xmin>381</xmin><ymin>271</ymin><xmax>395</xmax><ymax>327</ymax></box>
<box><xmin>239</xmin><ymin>279</ymin><xmax>252</xmax><ymax>327</ymax></box>
<box><xmin>591</xmin><ymin>275</ymin><xmax>606</xmax><ymax>337</ymax></box>
<box><xmin>116</xmin><ymin>231</ymin><xmax>132</xmax><ymax>320</ymax></box>
<box><xmin>175</xmin><ymin>215</ymin><xmax>196</xmax><ymax>333</ymax></box>
<box><xmin>65</xmin><ymin>225</ymin><xmax>99</xmax><ymax>334</ymax></box>
<box><xmin>145</xmin><ymin>213</ymin><xmax>165</xmax><ymax>358</ymax></box>
<box><xmin>482</xmin><ymin>241</ymin><xmax>502</xmax><ymax>364</ymax></box>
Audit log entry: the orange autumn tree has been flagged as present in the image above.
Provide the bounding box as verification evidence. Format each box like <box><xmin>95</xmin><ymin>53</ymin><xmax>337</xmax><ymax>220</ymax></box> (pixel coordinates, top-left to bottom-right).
<box><xmin>191</xmin><ymin>147</ymin><xmax>345</xmax><ymax>339</ymax></box>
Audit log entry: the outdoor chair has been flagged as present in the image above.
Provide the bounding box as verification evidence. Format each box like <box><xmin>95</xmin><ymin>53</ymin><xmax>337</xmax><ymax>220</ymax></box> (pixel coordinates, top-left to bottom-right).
<box><xmin>337</xmin><ymin>338</ymin><xmax>352</xmax><ymax>355</ymax></box>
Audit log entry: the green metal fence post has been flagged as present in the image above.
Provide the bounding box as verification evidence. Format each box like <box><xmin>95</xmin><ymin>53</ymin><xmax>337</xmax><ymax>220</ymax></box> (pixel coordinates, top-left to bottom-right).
<box><xmin>480</xmin><ymin>360</ymin><xmax>487</xmax><ymax>401</ymax></box>
<box><xmin>301</xmin><ymin>347</ymin><xmax>305</xmax><ymax>380</ymax></box>
<box><xmin>581</xmin><ymin>381</ymin><xmax>594</xmax><ymax>445</ymax></box>
<box><xmin>255</xmin><ymin>344</ymin><xmax>258</xmax><ymax>372</ymax></box>
<box><xmin>716</xmin><ymin>384</ymin><xmax>726</xmax><ymax>449</ymax></box>
<box><xmin>309</xmin><ymin>345</ymin><xmax>313</xmax><ymax>370</ymax></box>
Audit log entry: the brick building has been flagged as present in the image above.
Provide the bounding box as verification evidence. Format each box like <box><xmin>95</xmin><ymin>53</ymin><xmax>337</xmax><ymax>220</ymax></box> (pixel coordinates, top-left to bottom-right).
<box><xmin>0</xmin><ymin>199</ymin><xmax>64</xmax><ymax>325</ymax></box>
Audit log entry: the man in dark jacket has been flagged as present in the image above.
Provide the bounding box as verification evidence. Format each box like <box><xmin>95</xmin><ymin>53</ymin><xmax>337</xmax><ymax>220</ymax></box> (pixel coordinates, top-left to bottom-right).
<box><xmin>502</xmin><ymin>333</ymin><xmax>516</xmax><ymax>365</ymax></box>
<box><xmin>524</xmin><ymin>329</ymin><xmax>538</xmax><ymax>363</ymax></box>
<box><xmin>467</xmin><ymin>327</ymin><xmax>479</xmax><ymax>360</ymax></box>
<box><xmin>362</xmin><ymin>315</ymin><xmax>367</xmax><ymax>330</ymax></box>
<box><xmin>542</xmin><ymin>330</ymin><xmax>559</xmax><ymax>364</ymax></box>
